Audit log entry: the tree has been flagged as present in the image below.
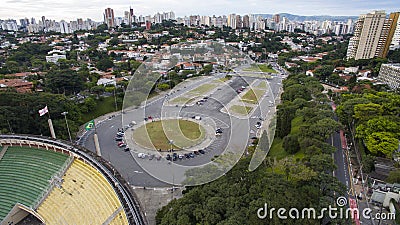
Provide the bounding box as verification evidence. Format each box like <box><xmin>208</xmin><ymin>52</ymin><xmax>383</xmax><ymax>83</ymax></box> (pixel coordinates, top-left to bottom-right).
<box><xmin>388</xmin><ymin>49</ymin><xmax>400</xmax><ymax>63</ymax></box>
<box><xmin>90</xmin><ymin>85</ymin><xmax>105</xmax><ymax>98</ymax></box>
<box><xmin>276</xmin><ymin>102</ymin><xmax>297</xmax><ymax>138</ymax></box>
<box><xmin>314</xmin><ymin>65</ymin><xmax>334</xmax><ymax>80</ymax></box>
<box><xmin>386</xmin><ymin>170</ymin><xmax>400</xmax><ymax>183</ymax></box>
<box><xmin>306</xmin><ymin>118</ymin><xmax>341</xmax><ymax>140</ymax></box>
<box><xmin>96</xmin><ymin>58</ymin><xmax>114</xmax><ymax>71</ymax></box>
<box><xmin>45</xmin><ymin>69</ymin><xmax>85</xmax><ymax>95</ymax></box>
<box><xmin>283</xmin><ymin>134</ymin><xmax>300</xmax><ymax>154</ymax></box>
<box><xmin>366</xmin><ymin>132</ymin><xmax>398</xmax><ymax>158</ymax></box>
<box><xmin>157</xmin><ymin>83</ymin><xmax>170</xmax><ymax>91</ymax></box>
<box><xmin>356</xmin><ymin>116</ymin><xmax>400</xmax><ymax>140</ymax></box>
<box><xmin>353</xmin><ymin>103</ymin><xmax>383</xmax><ymax>122</ymax></box>
<box><xmin>108</xmin><ymin>38</ymin><xmax>119</xmax><ymax>46</ymax></box>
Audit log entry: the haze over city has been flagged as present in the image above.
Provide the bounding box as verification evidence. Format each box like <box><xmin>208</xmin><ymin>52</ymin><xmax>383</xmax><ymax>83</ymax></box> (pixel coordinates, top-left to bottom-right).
<box><xmin>1</xmin><ymin>0</ymin><xmax>399</xmax><ymax>21</ymax></box>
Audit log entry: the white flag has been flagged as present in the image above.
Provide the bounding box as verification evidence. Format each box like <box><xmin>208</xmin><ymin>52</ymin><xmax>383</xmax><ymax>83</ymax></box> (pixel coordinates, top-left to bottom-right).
<box><xmin>39</xmin><ymin>106</ymin><xmax>49</xmax><ymax>117</ymax></box>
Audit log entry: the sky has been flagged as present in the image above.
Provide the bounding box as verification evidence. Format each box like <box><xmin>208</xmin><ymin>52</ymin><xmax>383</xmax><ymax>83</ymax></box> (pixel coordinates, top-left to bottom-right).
<box><xmin>1</xmin><ymin>0</ymin><xmax>399</xmax><ymax>22</ymax></box>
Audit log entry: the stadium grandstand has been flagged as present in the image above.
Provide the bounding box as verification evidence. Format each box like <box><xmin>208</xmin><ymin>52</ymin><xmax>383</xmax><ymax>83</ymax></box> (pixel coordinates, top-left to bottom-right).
<box><xmin>0</xmin><ymin>134</ymin><xmax>146</xmax><ymax>225</ymax></box>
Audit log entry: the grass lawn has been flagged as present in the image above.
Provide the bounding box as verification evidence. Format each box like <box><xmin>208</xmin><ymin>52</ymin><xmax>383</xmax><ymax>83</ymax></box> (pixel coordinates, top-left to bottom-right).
<box><xmin>82</xmin><ymin>96</ymin><xmax>121</xmax><ymax>123</ymax></box>
<box><xmin>242</xmin><ymin>64</ymin><xmax>276</xmax><ymax>73</ymax></box>
<box><xmin>241</xmin><ymin>89</ymin><xmax>265</xmax><ymax>104</ymax></box>
<box><xmin>290</xmin><ymin>116</ymin><xmax>303</xmax><ymax>135</ymax></box>
<box><xmin>267</xmin><ymin>116</ymin><xmax>306</xmax><ymax>160</ymax></box>
<box><xmin>229</xmin><ymin>105</ymin><xmax>253</xmax><ymax>115</ymax></box>
<box><xmin>215</xmin><ymin>77</ymin><xmax>230</xmax><ymax>83</ymax></box>
<box><xmin>236</xmin><ymin>72</ymin><xmax>268</xmax><ymax>79</ymax></box>
<box><xmin>268</xmin><ymin>138</ymin><xmax>287</xmax><ymax>159</ymax></box>
<box><xmin>133</xmin><ymin>119</ymin><xmax>205</xmax><ymax>150</ymax></box>
<box><xmin>256</xmin><ymin>81</ymin><xmax>267</xmax><ymax>89</ymax></box>
<box><xmin>169</xmin><ymin>96</ymin><xmax>194</xmax><ymax>105</ymax></box>
<box><xmin>257</xmin><ymin>64</ymin><xmax>277</xmax><ymax>73</ymax></box>
<box><xmin>242</xmin><ymin>64</ymin><xmax>260</xmax><ymax>72</ymax></box>
<box><xmin>188</xmin><ymin>83</ymin><xmax>217</xmax><ymax>95</ymax></box>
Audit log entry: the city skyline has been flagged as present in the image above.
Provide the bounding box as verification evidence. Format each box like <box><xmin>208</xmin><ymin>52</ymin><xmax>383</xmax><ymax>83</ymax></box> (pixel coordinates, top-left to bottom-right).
<box><xmin>1</xmin><ymin>0</ymin><xmax>399</xmax><ymax>22</ymax></box>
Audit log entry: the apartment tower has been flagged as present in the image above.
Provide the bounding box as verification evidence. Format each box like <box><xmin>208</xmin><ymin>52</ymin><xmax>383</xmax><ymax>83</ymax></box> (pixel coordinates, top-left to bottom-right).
<box><xmin>104</xmin><ymin>8</ymin><xmax>115</xmax><ymax>28</ymax></box>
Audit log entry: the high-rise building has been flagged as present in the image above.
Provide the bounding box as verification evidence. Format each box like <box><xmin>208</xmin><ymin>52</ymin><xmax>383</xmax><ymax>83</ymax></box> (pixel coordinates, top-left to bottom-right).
<box><xmin>60</xmin><ymin>20</ymin><xmax>70</xmax><ymax>34</ymax></box>
<box><xmin>388</xmin><ymin>12</ymin><xmax>400</xmax><ymax>51</ymax></box>
<box><xmin>242</xmin><ymin>15</ymin><xmax>250</xmax><ymax>28</ymax></box>
<box><xmin>41</xmin><ymin>16</ymin><xmax>46</xmax><ymax>28</ymax></box>
<box><xmin>346</xmin><ymin>11</ymin><xmax>389</xmax><ymax>60</ymax></box>
<box><xmin>104</xmin><ymin>8</ymin><xmax>115</xmax><ymax>28</ymax></box>
<box><xmin>273</xmin><ymin>14</ymin><xmax>280</xmax><ymax>24</ymax></box>
<box><xmin>236</xmin><ymin>15</ymin><xmax>242</xmax><ymax>29</ymax></box>
<box><xmin>129</xmin><ymin>7</ymin><xmax>134</xmax><ymax>25</ymax></box>
<box><xmin>227</xmin><ymin>14</ymin><xmax>236</xmax><ymax>29</ymax></box>
<box><xmin>378</xmin><ymin>64</ymin><xmax>400</xmax><ymax>89</ymax></box>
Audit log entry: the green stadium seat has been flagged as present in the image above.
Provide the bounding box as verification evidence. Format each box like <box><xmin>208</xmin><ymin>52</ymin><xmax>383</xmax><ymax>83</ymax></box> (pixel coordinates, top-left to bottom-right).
<box><xmin>0</xmin><ymin>146</ymin><xmax>70</xmax><ymax>221</ymax></box>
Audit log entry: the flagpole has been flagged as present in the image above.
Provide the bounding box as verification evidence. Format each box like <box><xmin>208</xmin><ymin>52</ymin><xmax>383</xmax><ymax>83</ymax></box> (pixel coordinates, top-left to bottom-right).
<box><xmin>42</xmin><ymin>105</ymin><xmax>56</xmax><ymax>139</ymax></box>
<box><xmin>93</xmin><ymin>119</ymin><xmax>102</xmax><ymax>157</ymax></box>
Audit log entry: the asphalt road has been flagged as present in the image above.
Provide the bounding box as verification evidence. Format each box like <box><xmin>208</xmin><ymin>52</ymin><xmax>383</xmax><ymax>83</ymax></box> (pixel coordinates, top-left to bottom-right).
<box><xmin>81</xmin><ymin>72</ymin><xmax>283</xmax><ymax>187</ymax></box>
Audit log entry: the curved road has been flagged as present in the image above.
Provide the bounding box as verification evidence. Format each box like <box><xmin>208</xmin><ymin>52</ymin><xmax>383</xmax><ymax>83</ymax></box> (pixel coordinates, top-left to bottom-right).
<box><xmin>81</xmin><ymin>72</ymin><xmax>284</xmax><ymax>187</ymax></box>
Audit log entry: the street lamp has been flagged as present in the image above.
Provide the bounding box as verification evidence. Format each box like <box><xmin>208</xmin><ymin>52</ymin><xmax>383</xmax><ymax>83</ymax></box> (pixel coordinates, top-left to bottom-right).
<box><xmin>169</xmin><ymin>140</ymin><xmax>174</xmax><ymax>152</ymax></box>
<box><xmin>61</xmin><ymin>111</ymin><xmax>72</xmax><ymax>143</ymax></box>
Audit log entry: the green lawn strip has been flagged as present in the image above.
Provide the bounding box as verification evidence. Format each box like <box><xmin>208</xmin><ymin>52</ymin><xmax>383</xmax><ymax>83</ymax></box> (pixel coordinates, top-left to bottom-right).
<box><xmin>213</xmin><ymin>77</ymin><xmax>230</xmax><ymax>83</ymax></box>
<box><xmin>82</xmin><ymin>96</ymin><xmax>121</xmax><ymax>123</ymax></box>
<box><xmin>133</xmin><ymin>119</ymin><xmax>205</xmax><ymax>150</ymax></box>
<box><xmin>256</xmin><ymin>81</ymin><xmax>267</xmax><ymax>89</ymax></box>
<box><xmin>242</xmin><ymin>64</ymin><xmax>260</xmax><ymax>72</ymax></box>
<box><xmin>267</xmin><ymin>116</ymin><xmax>306</xmax><ymax>160</ymax></box>
<box><xmin>257</xmin><ymin>64</ymin><xmax>277</xmax><ymax>73</ymax></box>
<box><xmin>188</xmin><ymin>83</ymin><xmax>217</xmax><ymax>95</ymax></box>
<box><xmin>169</xmin><ymin>96</ymin><xmax>195</xmax><ymax>105</ymax></box>
<box><xmin>229</xmin><ymin>105</ymin><xmax>253</xmax><ymax>115</ymax></box>
<box><xmin>267</xmin><ymin>138</ymin><xmax>287</xmax><ymax>159</ymax></box>
<box><xmin>237</xmin><ymin>73</ymin><xmax>267</xmax><ymax>78</ymax></box>
<box><xmin>241</xmin><ymin>89</ymin><xmax>265</xmax><ymax>104</ymax></box>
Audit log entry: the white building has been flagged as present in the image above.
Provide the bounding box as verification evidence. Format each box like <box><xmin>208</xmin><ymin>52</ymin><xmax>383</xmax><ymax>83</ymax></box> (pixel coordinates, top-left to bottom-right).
<box><xmin>46</xmin><ymin>54</ymin><xmax>66</xmax><ymax>63</ymax></box>
<box><xmin>97</xmin><ymin>78</ymin><xmax>116</xmax><ymax>86</ymax></box>
<box><xmin>0</xmin><ymin>20</ymin><xmax>18</xmax><ymax>31</ymax></box>
<box><xmin>378</xmin><ymin>64</ymin><xmax>400</xmax><ymax>89</ymax></box>
<box><xmin>60</xmin><ymin>21</ymin><xmax>70</xmax><ymax>34</ymax></box>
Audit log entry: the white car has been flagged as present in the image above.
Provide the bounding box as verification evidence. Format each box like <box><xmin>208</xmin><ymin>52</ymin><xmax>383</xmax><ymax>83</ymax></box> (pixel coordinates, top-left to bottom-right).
<box><xmin>138</xmin><ymin>153</ymin><xmax>147</xmax><ymax>159</ymax></box>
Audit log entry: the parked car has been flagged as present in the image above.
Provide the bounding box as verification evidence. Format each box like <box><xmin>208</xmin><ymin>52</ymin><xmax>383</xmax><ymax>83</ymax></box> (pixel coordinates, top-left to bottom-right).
<box><xmin>138</xmin><ymin>153</ymin><xmax>146</xmax><ymax>158</ymax></box>
<box><xmin>118</xmin><ymin>143</ymin><xmax>127</xmax><ymax>148</ymax></box>
<box><xmin>166</xmin><ymin>154</ymin><xmax>171</xmax><ymax>161</ymax></box>
<box><xmin>123</xmin><ymin>147</ymin><xmax>130</xmax><ymax>152</ymax></box>
<box><xmin>188</xmin><ymin>153</ymin><xmax>195</xmax><ymax>158</ymax></box>
<box><xmin>199</xmin><ymin>149</ymin><xmax>205</xmax><ymax>154</ymax></box>
<box><xmin>178</xmin><ymin>154</ymin><xmax>184</xmax><ymax>159</ymax></box>
<box><xmin>194</xmin><ymin>151</ymin><xmax>200</xmax><ymax>155</ymax></box>
<box><xmin>156</xmin><ymin>155</ymin><xmax>162</xmax><ymax>161</ymax></box>
<box><xmin>149</xmin><ymin>154</ymin><xmax>155</xmax><ymax>160</ymax></box>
